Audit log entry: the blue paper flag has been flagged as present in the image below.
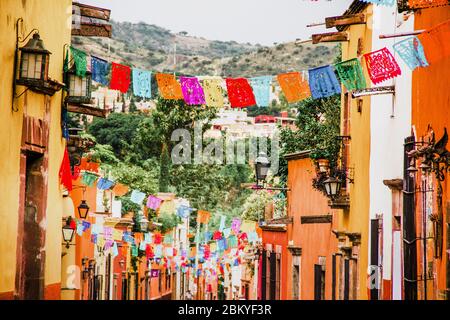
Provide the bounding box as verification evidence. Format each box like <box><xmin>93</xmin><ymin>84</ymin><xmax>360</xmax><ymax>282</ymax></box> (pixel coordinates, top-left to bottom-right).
<box><xmin>130</xmin><ymin>190</ymin><xmax>146</xmax><ymax>204</ymax></box>
<box><xmin>96</xmin><ymin>178</ymin><xmax>115</xmax><ymax>190</ymax></box>
<box><xmin>91</xmin><ymin>56</ymin><xmax>110</xmax><ymax>86</ymax></box>
<box><xmin>177</xmin><ymin>205</ymin><xmax>193</xmax><ymax>219</ymax></box>
<box><xmin>393</xmin><ymin>36</ymin><xmax>429</xmax><ymax>71</ymax></box>
<box><xmin>249</xmin><ymin>76</ymin><xmax>272</xmax><ymax>107</ymax></box>
<box><xmin>308</xmin><ymin>66</ymin><xmax>341</xmax><ymax>99</ymax></box>
<box><xmin>361</xmin><ymin>0</ymin><xmax>395</xmax><ymax>6</ymax></box>
<box><xmin>132</xmin><ymin>68</ymin><xmax>152</xmax><ymax>98</ymax></box>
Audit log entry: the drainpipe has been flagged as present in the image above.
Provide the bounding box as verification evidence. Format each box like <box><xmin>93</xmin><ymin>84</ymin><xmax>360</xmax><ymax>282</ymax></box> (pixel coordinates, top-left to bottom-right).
<box><xmin>403</xmin><ymin>136</ymin><xmax>418</xmax><ymax>300</ymax></box>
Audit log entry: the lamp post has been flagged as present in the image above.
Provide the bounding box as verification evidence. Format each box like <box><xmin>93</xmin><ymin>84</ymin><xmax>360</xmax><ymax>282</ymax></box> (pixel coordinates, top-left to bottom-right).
<box><xmin>254</xmin><ymin>152</ymin><xmax>290</xmax><ymax>191</ymax></box>
<box><xmin>78</xmin><ymin>200</ymin><xmax>90</xmax><ymax>219</ymax></box>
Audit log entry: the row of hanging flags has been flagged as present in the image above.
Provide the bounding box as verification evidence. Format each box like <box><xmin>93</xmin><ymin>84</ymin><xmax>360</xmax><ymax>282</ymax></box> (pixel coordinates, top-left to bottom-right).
<box><xmin>66</xmin><ymin>17</ymin><xmax>450</xmax><ymax>109</ymax></box>
<box><xmin>61</xmin><ymin>157</ymin><xmax>261</xmax><ymax>274</ymax></box>
<box><xmin>361</xmin><ymin>0</ymin><xmax>450</xmax><ymax>9</ymax></box>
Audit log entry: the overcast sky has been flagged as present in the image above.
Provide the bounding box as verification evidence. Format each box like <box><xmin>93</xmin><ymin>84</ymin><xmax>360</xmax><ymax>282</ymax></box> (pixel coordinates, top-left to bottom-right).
<box><xmin>78</xmin><ymin>0</ymin><xmax>353</xmax><ymax>45</ymax></box>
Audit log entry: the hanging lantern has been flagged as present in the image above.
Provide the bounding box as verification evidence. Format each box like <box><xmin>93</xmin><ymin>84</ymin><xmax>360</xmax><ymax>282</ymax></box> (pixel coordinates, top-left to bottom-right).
<box><xmin>65</xmin><ymin>68</ymin><xmax>92</xmax><ymax>104</ymax></box>
<box><xmin>62</xmin><ymin>217</ymin><xmax>75</xmax><ymax>248</ymax></box>
<box><xmin>255</xmin><ymin>152</ymin><xmax>270</xmax><ymax>187</ymax></box>
<box><xmin>323</xmin><ymin>177</ymin><xmax>342</xmax><ymax>199</ymax></box>
<box><xmin>78</xmin><ymin>200</ymin><xmax>90</xmax><ymax>219</ymax></box>
<box><xmin>17</xmin><ymin>33</ymin><xmax>51</xmax><ymax>87</ymax></box>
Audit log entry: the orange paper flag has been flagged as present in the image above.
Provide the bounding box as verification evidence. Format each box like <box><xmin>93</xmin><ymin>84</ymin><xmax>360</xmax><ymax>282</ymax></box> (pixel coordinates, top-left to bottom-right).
<box><xmin>112</xmin><ymin>183</ymin><xmax>129</xmax><ymax>197</ymax></box>
<box><xmin>156</xmin><ymin>73</ymin><xmax>184</xmax><ymax>100</ymax></box>
<box><xmin>277</xmin><ymin>72</ymin><xmax>311</xmax><ymax>103</ymax></box>
<box><xmin>418</xmin><ymin>19</ymin><xmax>450</xmax><ymax>64</ymax></box>
<box><xmin>197</xmin><ymin>210</ymin><xmax>211</xmax><ymax>224</ymax></box>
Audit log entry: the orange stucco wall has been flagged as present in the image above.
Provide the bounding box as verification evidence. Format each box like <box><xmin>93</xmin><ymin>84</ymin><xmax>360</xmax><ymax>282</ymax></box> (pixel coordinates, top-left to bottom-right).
<box><xmin>412</xmin><ymin>7</ymin><xmax>450</xmax><ymax>300</ymax></box>
<box><xmin>286</xmin><ymin>155</ymin><xmax>338</xmax><ymax>300</ymax></box>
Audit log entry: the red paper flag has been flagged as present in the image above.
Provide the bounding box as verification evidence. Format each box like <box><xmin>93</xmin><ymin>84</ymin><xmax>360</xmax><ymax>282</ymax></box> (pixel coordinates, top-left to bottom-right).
<box><xmin>59</xmin><ymin>148</ymin><xmax>73</xmax><ymax>191</ymax></box>
<box><xmin>225</xmin><ymin>78</ymin><xmax>256</xmax><ymax>108</ymax></box>
<box><xmin>110</xmin><ymin>62</ymin><xmax>131</xmax><ymax>93</ymax></box>
<box><xmin>364</xmin><ymin>47</ymin><xmax>401</xmax><ymax>85</ymax></box>
<box><xmin>153</xmin><ymin>232</ymin><xmax>162</xmax><ymax>244</ymax></box>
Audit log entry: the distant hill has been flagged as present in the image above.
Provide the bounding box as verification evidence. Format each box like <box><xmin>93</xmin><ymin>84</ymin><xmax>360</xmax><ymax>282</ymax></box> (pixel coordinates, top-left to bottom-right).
<box><xmin>72</xmin><ymin>20</ymin><xmax>339</xmax><ymax>78</ymax></box>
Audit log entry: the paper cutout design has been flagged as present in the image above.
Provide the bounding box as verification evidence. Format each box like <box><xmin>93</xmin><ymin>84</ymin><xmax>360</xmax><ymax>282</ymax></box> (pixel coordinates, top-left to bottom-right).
<box><xmin>249</xmin><ymin>76</ymin><xmax>272</xmax><ymax>107</ymax></box>
<box><xmin>130</xmin><ymin>190</ymin><xmax>146</xmax><ymax>205</ymax></box>
<box><xmin>81</xmin><ymin>172</ymin><xmax>98</xmax><ymax>187</ymax></box>
<box><xmin>91</xmin><ymin>56</ymin><xmax>109</xmax><ymax>86</ymax></box>
<box><xmin>363</xmin><ymin>47</ymin><xmax>402</xmax><ymax>85</ymax></box>
<box><xmin>231</xmin><ymin>218</ymin><xmax>242</xmax><ymax>234</ymax></box>
<box><xmin>70</xmin><ymin>47</ymin><xmax>87</xmax><ymax>77</ymax></box>
<box><xmin>110</xmin><ymin>62</ymin><xmax>131</xmax><ymax>93</ymax></box>
<box><xmin>202</xmin><ymin>78</ymin><xmax>224</xmax><ymax>107</ymax></box>
<box><xmin>180</xmin><ymin>77</ymin><xmax>206</xmax><ymax>105</ymax></box>
<box><xmin>156</xmin><ymin>73</ymin><xmax>184</xmax><ymax>100</ymax></box>
<box><xmin>164</xmin><ymin>235</ymin><xmax>173</xmax><ymax>244</ymax></box>
<box><xmin>277</xmin><ymin>72</ymin><xmax>311</xmax><ymax>103</ymax></box>
<box><xmin>112</xmin><ymin>183</ymin><xmax>129</xmax><ymax>197</ymax></box>
<box><xmin>219</xmin><ymin>215</ymin><xmax>226</xmax><ymax>232</ymax></box>
<box><xmin>361</xmin><ymin>0</ymin><xmax>395</xmax><ymax>5</ymax></box>
<box><xmin>153</xmin><ymin>233</ymin><xmax>162</xmax><ymax>244</ymax></box>
<box><xmin>228</xmin><ymin>236</ymin><xmax>238</xmax><ymax>248</ymax></box>
<box><xmin>213</xmin><ymin>231</ymin><xmax>223</xmax><ymax>240</ymax></box>
<box><xmin>334</xmin><ymin>58</ymin><xmax>367</xmax><ymax>91</ymax></box>
<box><xmin>225</xmin><ymin>78</ymin><xmax>256</xmax><ymax>108</ymax></box>
<box><xmin>177</xmin><ymin>205</ymin><xmax>193</xmax><ymax>219</ymax></box>
<box><xmin>223</xmin><ymin>228</ymin><xmax>231</xmax><ymax>238</ymax></box>
<box><xmin>197</xmin><ymin>210</ymin><xmax>211</xmax><ymax>224</ymax></box>
<box><xmin>393</xmin><ymin>36</ymin><xmax>429</xmax><ymax>70</ymax></box>
<box><xmin>132</xmin><ymin>68</ymin><xmax>152</xmax><ymax>98</ymax></box>
<box><xmin>112</xmin><ymin>242</ymin><xmax>119</xmax><ymax>258</ymax></box>
<box><xmin>159</xmin><ymin>200</ymin><xmax>176</xmax><ymax>215</ymax></box>
<box><xmin>146</xmin><ymin>195</ymin><xmax>162</xmax><ymax>210</ymax></box>
<box><xmin>97</xmin><ymin>177</ymin><xmax>115</xmax><ymax>190</ymax></box>
<box><xmin>418</xmin><ymin>19</ymin><xmax>450</xmax><ymax>65</ymax></box>
<box><xmin>408</xmin><ymin>0</ymin><xmax>449</xmax><ymax>9</ymax></box>
<box><xmin>308</xmin><ymin>66</ymin><xmax>342</xmax><ymax>99</ymax></box>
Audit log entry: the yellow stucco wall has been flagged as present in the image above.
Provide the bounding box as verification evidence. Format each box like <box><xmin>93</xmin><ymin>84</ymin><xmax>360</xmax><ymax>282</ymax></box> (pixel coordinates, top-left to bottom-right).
<box><xmin>338</xmin><ymin>5</ymin><xmax>373</xmax><ymax>300</ymax></box>
<box><xmin>0</xmin><ymin>0</ymin><xmax>72</xmax><ymax>296</ymax></box>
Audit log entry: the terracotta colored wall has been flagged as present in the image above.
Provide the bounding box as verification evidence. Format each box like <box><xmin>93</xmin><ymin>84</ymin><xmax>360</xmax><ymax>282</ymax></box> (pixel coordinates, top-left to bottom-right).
<box><xmin>261</xmin><ymin>229</ymin><xmax>288</xmax><ymax>300</ymax></box>
<box><xmin>286</xmin><ymin>155</ymin><xmax>338</xmax><ymax>300</ymax></box>
<box><xmin>412</xmin><ymin>7</ymin><xmax>450</xmax><ymax>300</ymax></box>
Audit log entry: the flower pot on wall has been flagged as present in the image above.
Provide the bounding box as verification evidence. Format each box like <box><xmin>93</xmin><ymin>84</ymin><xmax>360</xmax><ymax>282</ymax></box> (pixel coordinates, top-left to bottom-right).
<box><xmin>317</xmin><ymin>159</ymin><xmax>330</xmax><ymax>173</ymax></box>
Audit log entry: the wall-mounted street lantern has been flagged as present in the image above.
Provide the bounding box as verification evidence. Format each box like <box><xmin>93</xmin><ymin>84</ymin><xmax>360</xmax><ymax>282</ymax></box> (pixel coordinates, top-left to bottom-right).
<box><xmin>254</xmin><ymin>152</ymin><xmax>290</xmax><ymax>191</ymax></box>
<box><xmin>140</xmin><ymin>216</ymin><xmax>149</xmax><ymax>232</ymax></box>
<box><xmin>62</xmin><ymin>216</ymin><xmax>76</xmax><ymax>248</ymax></box>
<box><xmin>323</xmin><ymin>177</ymin><xmax>342</xmax><ymax>199</ymax></box>
<box><xmin>78</xmin><ymin>200</ymin><xmax>90</xmax><ymax>219</ymax></box>
<box><xmin>255</xmin><ymin>152</ymin><xmax>270</xmax><ymax>188</ymax></box>
<box><xmin>65</xmin><ymin>67</ymin><xmax>93</xmax><ymax>105</ymax></box>
<box><xmin>12</xmin><ymin>19</ymin><xmax>63</xmax><ymax>111</ymax></box>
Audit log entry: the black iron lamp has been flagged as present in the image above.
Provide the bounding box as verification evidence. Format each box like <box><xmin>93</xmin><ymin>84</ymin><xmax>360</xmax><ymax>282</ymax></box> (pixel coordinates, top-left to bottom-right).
<box><xmin>323</xmin><ymin>177</ymin><xmax>342</xmax><ymax>198</ymax></box>
<box><xmin>62</xmin><ymin>217</ymin><xmax>76</xmax><ymax>248</ymax></box>
<box><xmin>78</xmin><ymin>200</ymin><xmax>90</xmax><ymax>219</ymax></box>
<box><xmin>255</xmin><ymin>152</ymin><xmax>270</xmax><ymax>188</ymax></box>
<box><xmin>140</xmin><ymin>216</ymin><xmax>149</xmax><ymax>232</ymax></box>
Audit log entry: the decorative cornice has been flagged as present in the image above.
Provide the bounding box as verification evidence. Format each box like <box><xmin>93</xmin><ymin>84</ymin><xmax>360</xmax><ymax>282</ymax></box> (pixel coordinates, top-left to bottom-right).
<box><xmin>301</xmin><ymin>214</ymin><xmax>332</xmax><ymax>224</ymax></box>
<box><xmin>383</xmin><ymin>179</ymin><xmax>403</xmax><ymax>191</ymax></box>
<box><xmin>266</xmin><ymin>216</ymin><xmax>294</xmax><ymax>225</ymax></box>
<box><xmin>260</xmin><ymin>224</ymin><xmax>287</xmax><ymax>232</ymax></box>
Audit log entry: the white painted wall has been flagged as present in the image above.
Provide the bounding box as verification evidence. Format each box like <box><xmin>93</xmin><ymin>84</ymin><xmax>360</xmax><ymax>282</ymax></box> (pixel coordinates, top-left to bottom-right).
<box><xmin>369</xmin><ymin>6</ymin><xmax>413</xmax><ymax>287</ymax></box>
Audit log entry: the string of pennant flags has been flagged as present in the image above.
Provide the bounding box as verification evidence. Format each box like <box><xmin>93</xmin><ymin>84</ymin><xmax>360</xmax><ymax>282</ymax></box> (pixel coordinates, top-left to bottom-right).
<box><xmin>65</xmin><ymin>18</ymin><xmax>450</xmax><ymax>108</ymax></box>
<box><xmin>61</xmin><ymin>157</ymin><xmax>261</xmax><ymax>274</ymax></box>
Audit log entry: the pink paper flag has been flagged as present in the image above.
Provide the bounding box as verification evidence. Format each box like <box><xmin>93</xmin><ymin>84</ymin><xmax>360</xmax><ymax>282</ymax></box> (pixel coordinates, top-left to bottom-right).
<box><xmin>147</xmin><ymin>195</ymin><xmax>162</xmax><ymax>210</ymax></box>
<box><xmin>180</xmin><ymin>77</ymin><xmax>206</xmax><ymax>105</ymax></box>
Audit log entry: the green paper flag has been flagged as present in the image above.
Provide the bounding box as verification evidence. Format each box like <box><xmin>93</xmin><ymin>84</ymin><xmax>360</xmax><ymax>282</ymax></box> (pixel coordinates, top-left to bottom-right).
<box><xmin>70</xmin><ymin>46</ymin><xmax>87</xmax><ymax>77</ymax></box>
<box><xmin>81</xmin><ymin>172</ymin><xmax>98</xmax><ymax>187</ymax></box>
<box><xmin>334</xmin><ymin>58</ymin><xmax>366</xmax><ymax>91</ymax></box>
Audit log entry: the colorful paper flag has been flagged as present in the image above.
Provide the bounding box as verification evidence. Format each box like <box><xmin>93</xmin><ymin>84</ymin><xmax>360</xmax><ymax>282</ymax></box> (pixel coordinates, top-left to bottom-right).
<box><xmin>112</xmin><ymin>183</ymin><xmax>129</xmax><ymax>197</ymax></box>
<box><xmin>97</xmin><ymin>177</ymin><xmax>115</xmax><ymax>190</ymax></box>
<box><xmin>418</xmin><ymin>19</ymin><xmax>450</xmax><ymax>65</ymax></box>
<box><xmin>132</xmin><ymin>68</ymin><xmax>152</xmax><ymax>98</ymax></box>
<box><xmin>231</xmin><ymin>218</ymin><xmax>242</xmax><ymax>234</ymax></box>
<box><xmin>334</xmin><ymin>58</ymin><xmax>367</xmax><ymax>91</ymax></box>
<box><xmin>277</xmin><ymin>72</ymin><xmax>311</xmax><ymax>103</ymax></box>
<box><xmin>180</xmin><ymin>77</ymin><xmax>206</xmax><ymax>105</ymax></box>
<box><xmin>110</xmin><ymin>62</ymin><xmax>131</xmax><ymax>93</ymax></box>
<box><xmin>70</xmin><ymin>46</ymin><xmax>87</xmax><ymax>77</ymax></box>
<box><xmin>197</xmin><ymin>210</ymin><xmax>211</xmax><ymax>224</ymax></box>
<box><xmin>219</xmin><ymin>215</ymin><xmax>226</xmax><ymax>232</ymax></box>
<box><xmin>393</xmin><ymin>36</ymin><xmax>429</xmax><ymax>71</ymax></box>
<box><xmin>146</xmin><ymin>195</ymin><xmax>162</xmax><ymax>210</ymax></box>
<box><xmin>156</xmin><ymin>73</ymin><xmax>184</xmax><ymax>100</ymax></box>
<box><xmin>363</xmin><ymin>47</ymin><xmax>401</xmax><ymax>85</ymax></box>
<box><xmin>225</xmin><ymin>78</ymin><xmax>256</xmax><ymax>108</ymax></box>
<box><xmin>91</xmin><ymin>56</ymin><xmax>110</xmax><ymax>86</ymax></box>
<box><xmin>130</xmin><ymin>190</ymin><xmax>146</xmax><ymax>205</ymax></box>
<box><xmin>202</xmin><ymin>78</ymin><xmax>224</xmax><ymax>107</ymax></box>
<box><xmin>59</xmin><ymin>148</ymin><xmax>73</xmax><ymax>191</ymax></box>
<box><xmin>308</xmin><ymin>65</ymin><xmax>341</xmax><ymax>99</ymax></box>
<box><xmin>249</xmin><ymin>76</ymin><xmax>272</xmax><ymax>107</ymax></box>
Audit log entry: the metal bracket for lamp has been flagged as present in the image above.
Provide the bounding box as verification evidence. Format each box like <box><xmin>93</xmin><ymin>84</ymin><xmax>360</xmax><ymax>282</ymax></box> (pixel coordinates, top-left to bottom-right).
<box><xmin>254</xmin><ymin>182</ymin><xmax>290</xmax><ymax>191</ymax></box>
<box><xmin>12</xmin><ymin>18</ymin><xmax>39</xmax><ymax>112</ymax></box>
